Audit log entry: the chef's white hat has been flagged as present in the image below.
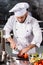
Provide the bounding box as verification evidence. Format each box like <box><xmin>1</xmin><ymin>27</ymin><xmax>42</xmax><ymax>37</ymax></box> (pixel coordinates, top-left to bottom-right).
<box><xmin>9</xmin><ymin>2</ymin><xmax>29</xmax><ymax>17</ymax></box>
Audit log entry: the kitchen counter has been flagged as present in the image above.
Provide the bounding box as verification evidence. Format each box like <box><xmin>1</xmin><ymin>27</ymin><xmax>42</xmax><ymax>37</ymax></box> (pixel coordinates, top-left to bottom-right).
<box><xmin>8</xmin><ymin>60</ymin><xmax>32</xmax><ymax>65</ymax></box>
<box><xmin>0</xmin><ymin>60</ymin><xmax>32</xmax><ymax>65</ymax></box>
<box><xmin>0</xmin><ymin>43</ymin><xmax>43</xmax><ymax>65</ymax></box>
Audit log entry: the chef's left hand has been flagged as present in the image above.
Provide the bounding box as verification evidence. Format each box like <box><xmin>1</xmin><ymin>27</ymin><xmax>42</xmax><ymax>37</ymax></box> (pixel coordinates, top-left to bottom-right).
<box><xmin>18</xmin><ymin>48</ymin><xmax>27</xmax><ymax>56</ymax></box>
<box><xmin>18</xmin><ymin>44</ymin><xmax>36</xmax><ymax>56</ymax></box>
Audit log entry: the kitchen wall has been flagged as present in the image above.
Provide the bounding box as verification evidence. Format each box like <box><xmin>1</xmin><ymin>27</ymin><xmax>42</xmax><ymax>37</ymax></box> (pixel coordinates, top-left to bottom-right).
<box><xmin>0</xmin><ymin>0</ymin><xmax>43</xmax><ymax>21</ymax></box>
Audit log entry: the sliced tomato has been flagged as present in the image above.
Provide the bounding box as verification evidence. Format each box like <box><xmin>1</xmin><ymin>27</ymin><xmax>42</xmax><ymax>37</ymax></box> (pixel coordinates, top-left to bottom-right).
<box><xmin>41</xmin><ymin>60</ymin><xmax>43</xmax><ymax>64</ymax></box>
<box><xmin>34</xmin><ymin>62</ymin><xmax>38</xmax><ymax>65</ymax></box>
<box><xmin>38</xmin><ymin>60</ymin><xmax>42</xmax><ymax>64</ymax></box>
<box><xmin>39</xmin><ymin>63</ymin><xmax>42</xmax><ymax>65</ymax></box>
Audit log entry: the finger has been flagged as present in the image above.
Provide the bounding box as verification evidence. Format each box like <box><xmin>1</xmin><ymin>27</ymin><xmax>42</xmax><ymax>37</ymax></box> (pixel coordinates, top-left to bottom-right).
<box><xmin>14</xmin><ymin>47</ymin><xmax>16</xmax><ymax>49</ymax></box>
<box><xmin>19</xmin><ymin>52</ymin><xmax>23</xmax><ymax>56</ymax></box>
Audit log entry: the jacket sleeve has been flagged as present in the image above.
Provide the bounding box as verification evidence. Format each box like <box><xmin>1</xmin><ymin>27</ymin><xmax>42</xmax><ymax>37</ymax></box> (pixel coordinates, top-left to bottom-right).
<box><xmin>31</xmin><ymin>19</ymin><xmax>42</xmax><ymax>47</ymax></box>
<box><xmin>3</xmin><ymin>16</ymin><xmax>14</xmax><ymax>38</ymax></box>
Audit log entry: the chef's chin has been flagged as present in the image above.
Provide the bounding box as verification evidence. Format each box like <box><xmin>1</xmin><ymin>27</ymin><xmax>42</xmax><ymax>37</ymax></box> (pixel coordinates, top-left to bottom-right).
<box><xmin>19</xmin><ymin>21</ymin><xmax>25</xmax><ymax>23</ymax></box>
<box><xmin>18</xmin><ymin>18</ymin><xmax>26</xmax><ymax>23</ymax></box>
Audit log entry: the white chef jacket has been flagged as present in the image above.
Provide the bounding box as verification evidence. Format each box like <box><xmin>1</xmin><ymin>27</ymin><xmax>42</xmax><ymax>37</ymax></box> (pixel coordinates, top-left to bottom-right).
<box><xmin>3</xmin><ymin>13</ymin><xmax>42</xmax><ymax>54</ymax></box>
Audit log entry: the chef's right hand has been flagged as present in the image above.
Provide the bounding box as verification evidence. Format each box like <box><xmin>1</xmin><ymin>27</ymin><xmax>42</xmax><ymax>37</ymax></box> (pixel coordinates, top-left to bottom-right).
<box><xmin>10</xmin><ymin>42</ymin><xmax>16</xmax><ymax>49</ymax></box>
<box><xmin>6</xmin><ymin>37</ymin><xmax>16</xmax><ymax>49</ymax></box>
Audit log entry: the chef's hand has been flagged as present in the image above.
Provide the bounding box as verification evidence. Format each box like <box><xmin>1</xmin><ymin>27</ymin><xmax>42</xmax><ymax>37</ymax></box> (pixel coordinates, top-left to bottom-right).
<box><xmin>18</xmin><ymin>48</ymin><xmax>27</xmax><ymax>56</ymax></box>
<box><xmin>10</xmin><ymin>41</ymin><xmax>16</xmax><ymax>49</ymax></box>
<box><xmin>7</xmin><ymin>37</ymin><xmax>16</xmax><ymax>49</ymax></box>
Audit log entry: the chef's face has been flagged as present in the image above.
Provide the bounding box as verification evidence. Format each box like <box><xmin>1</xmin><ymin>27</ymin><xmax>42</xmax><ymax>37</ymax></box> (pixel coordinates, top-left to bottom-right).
<box><xmin>16</xmin><ymin>12</ymin><xmax>28</xmax><ymax>23</ymax></box>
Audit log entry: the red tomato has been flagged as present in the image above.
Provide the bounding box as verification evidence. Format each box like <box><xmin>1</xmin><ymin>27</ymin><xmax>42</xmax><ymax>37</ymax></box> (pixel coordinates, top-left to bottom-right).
<box><xmin>34</xmin><ymin>62</ymin><xmax>38</xmax><ymax>65</ymax></box>
<box><xmin>23</xmin><ymin>53</ymin><xmax>28</xmax><ymax>59</ymax></box>
<box><xmin>39</xmin><ymin>63</ymin><xmax>42</xmax><ymax>65</ymax></box>
<box><xmin>38</xmin><ymin>60</ymin><xmax>42</xmax><ymax>64</ymax></box>
<box><xmin>41</xmin><ymin>60</ymin><xmax>43</xmax><ymax>64</ymax></box>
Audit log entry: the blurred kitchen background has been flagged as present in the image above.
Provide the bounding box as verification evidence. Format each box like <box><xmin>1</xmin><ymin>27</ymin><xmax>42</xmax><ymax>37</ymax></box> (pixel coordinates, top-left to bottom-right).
<box><xmin>0</xmin><ymin>0</ymin><xmax>43</xmax><ymax>55</ymax></box>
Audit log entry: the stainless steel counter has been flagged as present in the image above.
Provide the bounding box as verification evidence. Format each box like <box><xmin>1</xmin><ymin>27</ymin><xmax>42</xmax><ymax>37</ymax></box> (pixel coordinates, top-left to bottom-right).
<box><xmin>8</xmin><ymin>60</ymin><xmax>32</xmax><ymax>65</ymax></box>
<box><xmin>0</xmin><ymin>59</ymin><xmax>32</xmax><ymax>65</ymax></box>
<box><xmin>0</xmin><ymin>43</ymin><xmax>43</xmax><ymax>65</ymax></box>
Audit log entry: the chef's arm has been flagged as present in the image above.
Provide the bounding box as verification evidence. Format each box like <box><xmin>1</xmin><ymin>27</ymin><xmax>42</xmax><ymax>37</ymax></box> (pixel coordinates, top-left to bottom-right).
<box><xmin>23</xmin><ymin>44</ymin><xmax>36</xmax><ymax>52</ymax></box>
<box><xmin>26</xmin><ymin>20</ymin><xmax>42</xmax><ymax>51</ymax></box>
<box><xmin>25</xmin><ymin>20</ymin><xmax>42</xmax><ymax>52</ymax></box>
<box><xmin>29</xmin><ymin>19</ymin><xmax>42</xmax><ymax>49</ymax></box>
<box><xmin>3</xmin><ymin>16</ymin><xmax>16</xmax><ymax>49</ymax></box>
<box><xmin>31</xmin><ymin>20</ymin><xmax>42</xmax><ymax>48</ymax></box>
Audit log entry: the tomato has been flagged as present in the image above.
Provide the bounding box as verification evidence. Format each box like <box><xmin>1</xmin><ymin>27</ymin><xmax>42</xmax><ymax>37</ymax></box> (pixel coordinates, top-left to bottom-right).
<box><xmin>41</xmin><ymin>60</ymin><xmax>43</xmax><ymax>64</ymax></box>
<box><xmin>34</xmin><ymin>59</ymin><xmax>43</xmax><ymax>65</ymax></box>
<box><xmin>39</xmin><ymin>63</ymin><xmax>42</xmax><ymax>65</ymax></box>
<box><xmin>34</xmin><ymin>62</ymin><xmax>38</xmax><ymax>65</ymax></box>
<box><xmin>23</xmin><ymin>53</ymin><xmax>28</xmax><ymax>59</ymax></box>
<box><xmin>38</xmin><ymin>60</ymin><xmax>42</xmax><ymax>64</ymax></box>
<box><xmin>38</xmin><ymin>59</ymin><xmax>43</xmax><ymax>65</ymax></box>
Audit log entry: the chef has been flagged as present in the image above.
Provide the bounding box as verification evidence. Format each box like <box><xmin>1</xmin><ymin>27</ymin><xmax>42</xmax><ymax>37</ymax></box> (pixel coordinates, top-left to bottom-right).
<box><xmin>3</xmin><ymin>2</ymin><xmax>42</xmax><ymax>56</ymax></box>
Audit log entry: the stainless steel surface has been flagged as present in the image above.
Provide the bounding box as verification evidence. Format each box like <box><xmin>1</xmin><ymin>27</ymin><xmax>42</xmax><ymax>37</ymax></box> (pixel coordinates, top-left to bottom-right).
<box><xmin>9</xmin><ymin>60</ymin><xmax>32</xmax><ymax>65</ymax></box>
<box><xmin>0</xmin><ymin>59</ymin><xmax>32</xmax><ymax>65</ymax></box>
<box><xmin>0</xmin><ymin>52</ymin><xmax>32</xmax><ymax>65</ymax></box>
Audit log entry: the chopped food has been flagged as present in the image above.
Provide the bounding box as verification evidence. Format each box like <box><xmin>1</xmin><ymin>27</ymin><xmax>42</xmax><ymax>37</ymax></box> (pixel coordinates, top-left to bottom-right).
<box><xmin>33</xmin><ymin>59</ymin><xmax>43</xmax><ymax>65</ymax></box>
<box><xmin>29</xmin><ymin>53</ymin><xmax>41</xmax><ymax>63</ymax></box>
<box><xmin>34</xmin><ymin>62</ymin><xmax>39</xmax><ymax>65</ymax></box>
<box><xmin>30</xmin><ymin>53</ymin><xmax>39</xmax><ymax>58</ymax></box>
<box><xmin>30</xmin><ymin>57</ymin><xmax>41</xmax><ymax>63</ymax></box>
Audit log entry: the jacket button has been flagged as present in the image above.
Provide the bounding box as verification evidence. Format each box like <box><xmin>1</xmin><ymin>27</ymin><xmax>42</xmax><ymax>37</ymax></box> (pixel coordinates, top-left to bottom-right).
<box><xmin>27</xmin><ymin>22</ymin><xmax>29</xmax><ymax>24</ymax></box>
<box><xmin>26</xmin><ymin>44</ymin><xmax>27</xmax><ymax>46</ymax></box>
<box><xmin>16</xmin><ymin>37</ymin><xmax>18</xmax><ymax>38</ymax></box>
<box><xmin>16</xmin><ymin>29</ymin><xmax>18</xmax><ymax>30</ymax></box>
<box><xmin>27</xmin><ymin>30</ymin><xmax>28</xmax><ymax>32</ymax></box>
<box><xmin>16</xmin><ymin>21</ymin><xmax>17</xmax><ymax>22</ymax></box>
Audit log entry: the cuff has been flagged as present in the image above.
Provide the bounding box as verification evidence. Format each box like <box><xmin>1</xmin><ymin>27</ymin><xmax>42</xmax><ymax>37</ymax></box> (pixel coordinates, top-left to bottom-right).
<box><xmin>3</xmin><ymin>35</ymin><xmax>11</xmax><ymax>39</ymax></box>
<box><xmin>31</xmin><ymin>41</ymin><xmax>40</xmax><ymax>48</ymax></box>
